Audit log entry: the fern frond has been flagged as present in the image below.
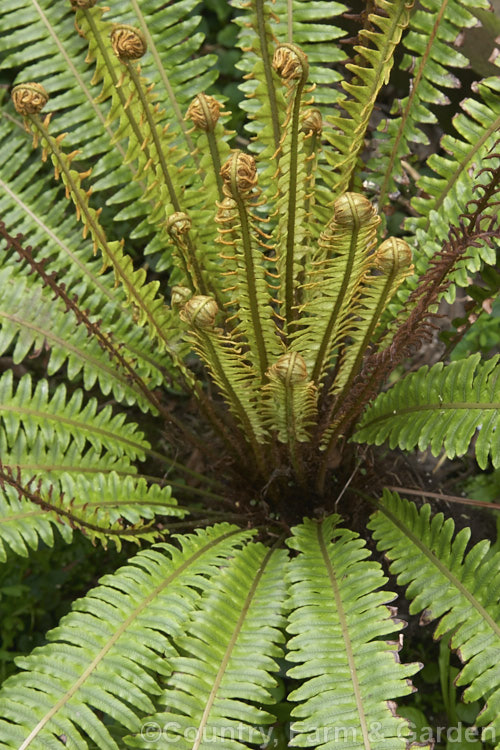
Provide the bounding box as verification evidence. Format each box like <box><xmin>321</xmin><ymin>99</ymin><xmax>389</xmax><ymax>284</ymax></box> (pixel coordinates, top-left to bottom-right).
<box><xmin>271</xmin><ymin>43</ymin><xmax>318</xmax><ymax>329</ymax></box>
<box><xmin>0</xmin><ymin>0</ymin><xmax>115</xmax><ymax>159</ymax></box>
<box><xmin>0</xmin><ymin>467</ymin><xmax>181</xmax><ymax>560</ymax></box>
<box><xmin>328</xmin><ymin>237</ymin><xmax>413</xmax><ymax>403</ymax></box>
<box><xmin>291</xmin><ymin>193</ymin><xmax>380</xmax><ymax>382</ymax></box>
<box><xmin>322</xmin><ymin>0</ymin><xmax>413</xmax><ymax>198</ymax></box>
<box><xmin>401</xmin><ymin>79</ymin><xmax>500</xmax><ymax>305</ymax></box>
<box><xmin>0</xmin><ymin>253</ymin><xmax>160</xmax><ymax>412</ymax></box>
<box><xmin>0</xmin><ymin>430</ymin><xmax>135</xmax><ymax>483</ymax></box>
<box><xmin>0</xmin><ymin>525</ymin><xmax>251</xmax><ymax>749</ymax></box>
<box><xmin>0</xmin><ymin>119</ymin><xmax>175</xmax><ymax>389</ymax></box>
<box><xmin>0</xmin><ymin>370</ymin><xmax>149</xmax><ymax>462</ymax></box>
<box><xmin>109</xmin><ymin>0</ymin><xmax>216</xmax><ymax>152</ymax></box>
<box><xmin>74</xmin><ymin>6</ymin><xmax>204</xmax><ymax>278</ymax></box>
<box><xmin>273</xmin><ymin>0</ymin><xmax>348</xmax><ymax>111</ymax></box>
<box><xmin>354</xmin><ymin>354</ymin><xmax>500</xmax><ymax>469</ymax></box>
<box><xmin>126</xmin><ymin>541</ymin><xmax>287</xmax><ymax>748</ymax></box>
<box><xmin>369</xmin><ymin>491</ymin><xmax>500</xmax><ymax>746</ymax></box>
<box><xmin>188</xmin><ymin>328</ymin><xmax>268</xmax><ymax>442</ymax></box>
<box><xmin>183</xmin><ymin>96</ymin><xmax>233</xmax><ymax>295</ymax></box>
<box><xmin>21</xmin><ymin>111</ymin><xmax>189</xmax><ymax>371</ymax></box>
<box><xmin>232</xmin><ymin>0</ymin><xmax>287</xmax><ymax>175</ymax></box>
<box><xmin>371</xmin><ymin>0</ymin><xmax>491</xmax><ymax>209</ymax></box>
<box><xmin>286</xmin><ymin>515</ymin><xmax>419</xmax><ymax>748</ymax></box>
<box><xmin>263</xmin><ymin>352</ymin><xmax>317</xmax><ymax>446</ymax></box>
<box><xmin>217</xmin><ymin>155</ymin><xmax>282</xmax><ymax>379</ymax></box>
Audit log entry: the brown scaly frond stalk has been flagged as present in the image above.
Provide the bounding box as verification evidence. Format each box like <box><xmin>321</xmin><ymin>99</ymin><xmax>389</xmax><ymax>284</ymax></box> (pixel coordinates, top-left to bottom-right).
<box><xmin>0</xmin><ymin>461</ymin><xmax>158</xmax><ymax>542</ymax></box>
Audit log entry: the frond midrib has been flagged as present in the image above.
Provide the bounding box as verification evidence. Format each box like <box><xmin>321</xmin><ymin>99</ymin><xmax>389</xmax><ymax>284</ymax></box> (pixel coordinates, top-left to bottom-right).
<box><xmin>191</xmin><ymin>543</ymin><xmax>278</xmax><ymax>750</ymax></box>
<box><xmin>317</xmin><ymin>522</ymin><xmax>371</xmax><ymax>746</ymax></box>
<box><xmin>360</xmin><ymin>400</ymin><xmax>500</xmax><ymax>430</ymax></box>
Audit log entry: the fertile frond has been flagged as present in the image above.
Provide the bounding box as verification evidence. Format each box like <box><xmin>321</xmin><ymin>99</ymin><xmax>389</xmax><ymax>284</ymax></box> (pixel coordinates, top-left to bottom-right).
<box><xmin>369</xmin><ymin>491</ymin><xmax>500</xmax><ymax>746</ymax></box>
<box><xmin>125</xmin><ymin>541</ymin><xmax>287</xmax><ymax>748</ymax></box>
<box><xmin>354</xmin><ymin>354</ymin><xmax>500</xmax><ymax>469</ymax></box>
<box><xmin>322</xmin><ymin>0</ymin><xmax>413</xmax><ymax>197</ymax></box>
<box><xmin>0</xmin><ymin>370</ymin><xmax>149</xmax><ymax>462</ymax></box>
<box><xmin>0</xmin><ymin>467</ymin><xmax>182</xmax><ymax>559</ymax></box>
<box><xmin>286</xmin><ymin>515</ymin><xmax>419</xmax><ymax>748</ymax></box>
<box><xmin>0</xmin><ymin>525</ymin><xmax>251</xmax><ymax>749</ymax></box>
<box><xmin>370</xmin><ymin>0</ymin><xmax>491</xmax><ymax>209</ymax></box>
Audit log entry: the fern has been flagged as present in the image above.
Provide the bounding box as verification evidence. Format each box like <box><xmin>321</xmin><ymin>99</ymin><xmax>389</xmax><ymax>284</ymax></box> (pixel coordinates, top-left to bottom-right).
<box><xmin>369</xmin><ymin>490</ymin><xmax>500</xmax><ymax>745</ymax></box>
<box><xmin>286</xmin><ymin>515</ymin><xmax>420</xmax><ymax>749</ymax></box>
<box><xmin>0</xmin><ymin>1</ymin><xmax>499</xmax><ymax>746</ymax></box>
<box><xmin>322</xmin><ymin>0</ymin><xmax>414</xmax><ymax>197</ymax></box>
<box><xmin>0</xmin><ymin>468</ymin><xmax>182</xmax><ymax>559</ymax></box>
<box><xmin>126</xmin><ymin>541</ymin><xmax>287</xmax><ymax>748</ymax></box>
<box><xmin>0</xmin><ymin>525</ymin><xmax>250</xmax><ymax>748</ymax></box>
<box><xmin>370</xmin><ymin>0</ymin><xmax>492</xmax><ymax>209</ymax></box>
<box><xmin>354</xmin><ymin>354</ymin><xmax>500</xmax><ymax>469</ymax></box>
<box><xmin>0</xmin><ymin>370</ymin><xmax>149</xmax><ymax>461</ymax></box>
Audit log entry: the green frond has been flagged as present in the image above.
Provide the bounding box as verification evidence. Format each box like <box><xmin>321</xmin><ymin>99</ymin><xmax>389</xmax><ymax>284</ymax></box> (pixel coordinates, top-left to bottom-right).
<box><xmin>0</xmin><ymin>469</ymin><xmax>182</xmax><ymax>560</ymax></box>
<box><xmin>0</xmin><ymin>0</ymin><xmax>112</xmax><ymax>156</ymax></box>
<box><xmin>0</xmin><ymin>118</ymin><xmax>176</xmax><ymax>389</ymax></box>
<box><xmin>232</xmin><ymin>0</ymin><xmax>287</xmax><ymax>172</ymax></box>
<box><xmin>108</xmin><ymin>0</ymin><xmax>217</xmax><ymax>150</ymax></box>
<box><xmin>273</xmin><ymin>0</ymin><xmax>348</xmax><ymax>110</ymax></box>
<box><xmin>262</xmin><ymin>353</ymin><xmax>317</xmax><ymax>445</ymax></box>
<box><xmin>286</xmin><ymin>515</ymin><xmax>419</xmax><ymax>748</ymax></box>
<box><xmin>322</xmin><ymin>0</ymin><xmax>413</xmax><ymax>198</ymax></box>
<box><xmin>0</xmin><ymin>370</ymin><xmax>149</xmax><ymax>462</ymax></box>
<box><xmin>290</xmin><ymin>193</ymin><xmax>380</xmax><ymax>383</ymax></box>
<box><xmin>185</xmin><ymin>325</ymin><xmax>269</xmax><ymax>467</ymax></box>
<box><xmin>328</xmin><ymin>237</ymin><xmax>413</xmax><ymax>406</ymax></box>
<box><xmin>0</xmin><ymin>0</ymin><xmax>216</xmax><ymax>269</ymax></box>
<box><xmin>126</xmin><ymin>541</ymin><xmax>287</xmax><ymax>748</ymax></box>
<box><xmin>354</xmin><ymin>354</ymin><xmax>500</xmax><ymax>469</ymax></box>
<box><xmin>0</xmin><ymin>525</ymin><xmax>251</xmax><ymax>749</ymax></box>
<box><xmin>0</xmin><ymin>430</ymin><xmax>135</xmax><ymax>482</ymax></box>
<box><xmin>0</xmin><ymin>477</ymin><xmax>73</xmax><ymax>563</ymax></box>
<box><xmin>370</xmin><ymin>0</ymin><xmax>491</xmax><ymax>209</ymax></box>
<box><xmin>0</xmin><ymin>261</ymin><xmax>158</xmax><ymax>412</ymax></box>
<box><xmin>402</xmin><ymin>79</ymin><xmax>500</xmax><ymax>304</ymax></box>
<box><xmin>369</xmin><ymin>491</ymin><xmax>500</xmax><ymax>746</ymax></box>
<box><xmin>71</xmin><ymin>5</ymin><xmax>211</xmax><ymax>286</ymax></box>
<box><xmin>271</xmin><ymin>43</ymin><xmax>317</xmax><ymax>329</ymax></box>
<box><xmin>21</xmin><ymin>112</ymin><xmax>189</xmax><ymax>369</ymax></box>
<box><xmin>182</xmin><ymin>105</ymin><xmax>233</xmax><ymax>292</ymax></box>
<box><xmin>216</xmin><ymin>178</ymin><xmax>282</xmax><ymax>379</ymax></box>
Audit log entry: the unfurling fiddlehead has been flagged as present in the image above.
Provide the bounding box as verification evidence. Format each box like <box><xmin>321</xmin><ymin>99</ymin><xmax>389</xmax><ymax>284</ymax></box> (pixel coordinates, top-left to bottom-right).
<box><xmin>11</xmin><ymin>83</ymin><xmax>49</xmax><ymax>115</ymax></box>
